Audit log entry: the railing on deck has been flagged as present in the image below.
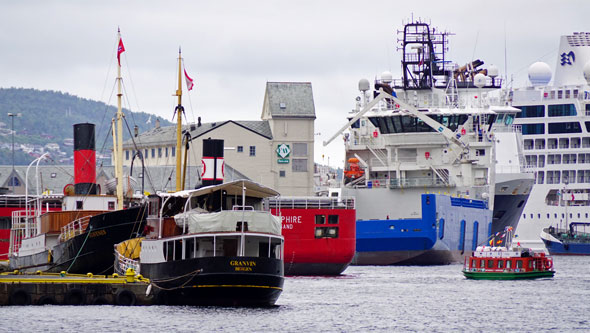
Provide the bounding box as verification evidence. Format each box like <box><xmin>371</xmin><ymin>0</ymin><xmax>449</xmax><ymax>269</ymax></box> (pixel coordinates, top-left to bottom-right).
<box><xmin>9</xmin><ymin>210</ymin><xmax>37</xmax><ymax>256</ymax></box>
<box><xmin>115</xmin><ymin>249</ymin><xmax>140</xmax><ymax>275</ymax></box>
<box><xmin>266</xmin><ymin>197</ymin><xmax>355</xmax><ymax>210</ymax></box>
<box><xmin>59</xmin><ymin>216</ymin><xmax>92</xmax><ymax>242</ymax></box>
<box><xmin>388</xmin><ymin>177</ymin><xmax>455</xmax><ymax>188</ymax></box>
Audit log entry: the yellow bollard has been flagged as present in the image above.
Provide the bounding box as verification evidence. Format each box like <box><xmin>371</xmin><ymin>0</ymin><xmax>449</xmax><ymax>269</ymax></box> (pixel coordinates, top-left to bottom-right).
<box><xmin>125</xmin><ymin>268</ymin><xmax>136</xmax><ymax>283</ymax></box>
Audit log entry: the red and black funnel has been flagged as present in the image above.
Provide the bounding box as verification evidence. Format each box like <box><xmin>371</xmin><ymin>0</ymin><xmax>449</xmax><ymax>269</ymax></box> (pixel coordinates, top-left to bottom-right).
<box><xmin>201</xmin><ymin>139</ymin><xmax>224</xmax><ymax>187</ymax></box>
<box><xmin>73</xmin><ymin>123</ymin><xmax>98</xmax><ymax>195</ymax></box>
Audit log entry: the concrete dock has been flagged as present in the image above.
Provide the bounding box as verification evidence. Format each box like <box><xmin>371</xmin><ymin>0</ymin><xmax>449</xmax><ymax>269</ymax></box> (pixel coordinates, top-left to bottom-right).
<box><xmin>0</xmin><ymin>268</ymin><xmax>154</xmax><ymax>305</ymax></box>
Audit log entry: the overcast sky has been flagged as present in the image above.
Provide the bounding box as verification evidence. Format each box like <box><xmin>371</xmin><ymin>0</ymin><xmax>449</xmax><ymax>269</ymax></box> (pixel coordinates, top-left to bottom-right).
<box><xmin>1</xmin><ymin>0</ymin><xmax>587</xmax><ymax>167</ymax></box>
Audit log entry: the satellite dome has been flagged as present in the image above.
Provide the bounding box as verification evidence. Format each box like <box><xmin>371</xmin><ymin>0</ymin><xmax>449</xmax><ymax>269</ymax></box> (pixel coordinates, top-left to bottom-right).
<box><xmin>583</xmin><ymin>61</ymin><xmax>590</xmax><ymax>85</ymax></box>
<box><xmin>528</xmin><ymin>62</ymin><xmax>552</xmax><ymax>86</ymax></box>
<box><xmin>358</xmin><ymin>78</ymin><xmax>370</xmax><ymax>92</ymax></box>
<box><xmin>474</xmin><ymin>73</ymin><xmax>487</xmax><ymax>88</ymax></box>
<box><xmin>381</xmin><ymin>71</ymin><xmax>393</xmax><ymax>83</ymax></box>
<box><xmin>487</xmin><ymin>64</ymin><xmax>499</xmax><ymax>78</ymax></box>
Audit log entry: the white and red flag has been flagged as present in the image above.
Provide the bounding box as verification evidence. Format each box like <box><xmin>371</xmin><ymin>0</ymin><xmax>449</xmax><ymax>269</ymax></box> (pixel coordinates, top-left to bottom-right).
<box><xmin>117</xmin><ymin>38</ymin><xmax>125</xmax><ymax>66</ymax></box>
<box><xmin>184</xmin><ymin>68</ymin><xmax>194</xmax><ymax>91</ymax></box>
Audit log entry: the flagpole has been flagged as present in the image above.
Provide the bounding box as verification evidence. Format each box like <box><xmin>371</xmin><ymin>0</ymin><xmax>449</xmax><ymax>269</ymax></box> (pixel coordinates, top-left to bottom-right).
<box><xmin>175</xmin><ymin>48</ymin><xmax>183</xmax><ymax>191</ymax></box>
<box><xmin>115</xmin><ymin>28</ymin><xmax>124</xmax><ymax>209</ymax></box>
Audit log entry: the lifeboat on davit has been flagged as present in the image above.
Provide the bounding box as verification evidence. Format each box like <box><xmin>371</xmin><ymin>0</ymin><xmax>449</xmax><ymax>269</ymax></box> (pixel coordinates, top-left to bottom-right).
<box><xmin>344</xmin><ymin>158</ymin><xmax>364</xmax><ymax>181</ymax></box>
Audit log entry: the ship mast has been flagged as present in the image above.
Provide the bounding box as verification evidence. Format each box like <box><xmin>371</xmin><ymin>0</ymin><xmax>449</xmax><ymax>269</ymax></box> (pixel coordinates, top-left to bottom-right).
<box><xmin>175</xmin><ymin>48</ymin><xmax>184</xmax><ymax>191</ymax></box>
<box><xmin>114</xmin><ymin>29</ymin><xmax>124</xmax><ymax>209</ymax></box>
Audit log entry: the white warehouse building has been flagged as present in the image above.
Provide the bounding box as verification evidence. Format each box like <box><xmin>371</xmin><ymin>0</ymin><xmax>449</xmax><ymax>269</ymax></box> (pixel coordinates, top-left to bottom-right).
<box><xmin>119</xmin><ymin>82</ymin><xmax>316</xmax><ymax>196</ymax></box>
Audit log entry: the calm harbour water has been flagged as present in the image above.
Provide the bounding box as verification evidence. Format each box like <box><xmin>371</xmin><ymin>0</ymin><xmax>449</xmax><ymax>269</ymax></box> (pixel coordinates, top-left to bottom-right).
<box><xmin>1</xmin><ymin>256</ymin><xmax>589</xmax><ymax>332</ymax></box>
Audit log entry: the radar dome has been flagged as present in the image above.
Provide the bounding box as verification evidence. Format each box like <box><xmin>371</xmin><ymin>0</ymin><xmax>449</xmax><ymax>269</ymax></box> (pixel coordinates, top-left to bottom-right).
<box><xmin>474</xmin><ymin>73</ymin><xmax>487</xmax><ymax>88</ymax></box>
<box><xmin>584</xmin><ymin>61</ymin><xmax>590</xmax><ymax>85</ymax></box>
<box><xmin>487</xmin><ymin>64</ymin><xmax>499</xmax><ymax>78</ymax></box>
<box><xmin>358</xmin><ymin>78</ymin><xmax>370</xmax><ymax>92</ymax></box>
<box><xmin>381</xmin><ymin>71</ymin><xmax>393</xmax><ymax>83</ymax></box>
<box><xmin>528</xmin><ymin>62</ymin><xmax>552</xmax><ymax>86</ymax></box>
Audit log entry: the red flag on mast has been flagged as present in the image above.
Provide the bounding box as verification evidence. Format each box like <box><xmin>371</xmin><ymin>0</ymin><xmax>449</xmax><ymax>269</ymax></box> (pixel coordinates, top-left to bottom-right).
<box><xmin>184</xmin><ymin>68</ymin><xmax>194</xmax><ymax>91</ymax></box>
<box><xmin>117</xmin><ymin>38</ymin><xmax>125</xmax><ymax>66</ymax></box>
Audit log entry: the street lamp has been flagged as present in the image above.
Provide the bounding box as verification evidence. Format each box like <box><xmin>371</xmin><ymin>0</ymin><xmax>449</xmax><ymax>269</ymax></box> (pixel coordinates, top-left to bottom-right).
<box><xmin>7</xmin><ymin>112</ymin><xmax>22</xmax><ymax>193</ymax></box>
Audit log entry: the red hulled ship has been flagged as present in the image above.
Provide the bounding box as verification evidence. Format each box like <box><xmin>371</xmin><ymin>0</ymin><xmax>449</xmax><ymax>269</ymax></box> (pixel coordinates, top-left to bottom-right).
<box><xmin>269</xmin><ymin>196</ymin><xmax>356</xmax><ymax>275</ymax></box>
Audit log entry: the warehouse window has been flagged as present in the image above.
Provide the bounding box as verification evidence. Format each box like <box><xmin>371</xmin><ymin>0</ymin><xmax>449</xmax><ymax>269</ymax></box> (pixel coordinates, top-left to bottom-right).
<box><xmin>293</xmin><ymin>143</ymin><xmax>307</xmax><ymax>157</ymax></box>
<box><xmin>292</xmin><ymin>159</ymin><xmax>307</xmax><ymax>172</ymax></box>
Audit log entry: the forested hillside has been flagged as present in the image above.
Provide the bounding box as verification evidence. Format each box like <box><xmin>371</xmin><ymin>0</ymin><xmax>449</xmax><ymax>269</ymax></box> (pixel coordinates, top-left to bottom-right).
<box><xmin>0</xmin><ymin>88</ymin><xmax>172</xmax><ymax>164</ymax></box>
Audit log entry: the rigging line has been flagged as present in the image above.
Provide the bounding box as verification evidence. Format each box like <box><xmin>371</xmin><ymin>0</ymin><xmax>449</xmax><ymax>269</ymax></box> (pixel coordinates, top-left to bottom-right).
<box><xmin>471</xmin><ymin>30</ymin><xmax>480</xmax><ymax>64</ymax></box>
<box><xmin>504</xmin><ymin>22</ymin><xmax>508</xmax><ymax>82</ymax></box>
<box><xmin>66</xmin><ymin>225</ymin><xmax>93</xmax><ymax>273</ymax></box>
<box><xmin>163</xmin><ymin>168</ymin><xmax>175</xmax><ymax>191</ymax></box>
<box><xmin>182</xmin><ymin>58</ymin><xmax>197</xmax><ymax>125</ymax></box>
<box><xmin>97</xmin><ymin>113</ymin><xmax>114</xmax><ymax>165</ymax></box>
<box><xmin>185</xmin><ymin>82</ymin><xmax>197</xmax><ymax>125</ymax></box>
<box><xmin>99</xmin><ymin>35</ymin><xmax>118</xmax><ymax>104</ymax></box>
<box><xmin>122</xmin><ymin>52</ymin><xmax>143</xmax><ymax>123</ymax></box>
<box><xmin>95</xmin><ymin>79</ymin><xmax>118</xmax><ymax>160</ymax></box>
<box><xmin>122</xmin><ymin>116</ymin><xmax>156</xmax><ymax>193</ymax></box>
<box><xmin>511</xmin><ymin>47</ymin><xmax>559</xmax><ymax>77</ymax></box>
<box><xmin>121</xmin><ymin>79</ymin><xmax>140</xmax><ymax>134</ymax></box>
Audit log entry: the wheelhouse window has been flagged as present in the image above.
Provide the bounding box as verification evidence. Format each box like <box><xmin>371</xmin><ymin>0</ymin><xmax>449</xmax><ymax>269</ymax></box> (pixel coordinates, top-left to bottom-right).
<box><xmin>315</xmin><ymin>215</ymin><xmax>326</xmax><ymax>224</ymax></box>
<box><xmin>328</xmin><ymin>215</ymin><xmax>339</xmax><ymax>224</ymax></box>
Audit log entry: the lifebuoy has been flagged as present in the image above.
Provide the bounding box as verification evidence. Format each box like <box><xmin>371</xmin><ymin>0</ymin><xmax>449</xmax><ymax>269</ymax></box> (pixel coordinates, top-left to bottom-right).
<box><xmin>9</xmin><ymin>288</ymin><xmax>32</xmax><ymax>305</ymax></box>
<box><xmin>374</xmin><ymin>180</ymin><xmax>380</xmax><ymax>188</ymax></box>
<box><xmin>115</xmin><ymin>289</ymin><xmax>136</xmax><ymax>306</ymax></box>
<box><xmin>64</xmin><ymin>288</ymin><xmax>86</xmax><ymax>305</ymax></box>
<box><xmin>545</xmin><ymin>260</ymin><xmax>553</xmax><ymax>269</ymax></box>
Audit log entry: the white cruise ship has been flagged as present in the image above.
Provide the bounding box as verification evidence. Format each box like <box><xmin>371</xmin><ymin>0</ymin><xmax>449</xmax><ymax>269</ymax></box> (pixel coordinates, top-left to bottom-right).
<box><xmin>512</xmin><ymin>32</ymin><xmax>590</xmax><ymax>249</ymax></box>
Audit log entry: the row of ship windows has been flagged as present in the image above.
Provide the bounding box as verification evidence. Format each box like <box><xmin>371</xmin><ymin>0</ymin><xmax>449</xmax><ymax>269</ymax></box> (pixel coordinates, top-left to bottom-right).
<box><xmin>523</xmin><ymin>212</ymin><xmax>589</xmax><ymax>220</ymax></box>
<box><xmin>533</xmin><ymin>170</ymin><xmax>590</xmax><ymax>184</ymax></box>
<box><xmin>520</xmin><ymin>122</ymin><xmax>590</xmax><ymax>135</ymax></box>
<box><xmin>515</xmin><ymin>103</ymin><xmax>590</xmax><ymax>118</ymax></box>
<box><xmin>525</xmin><ymin>154</ymin><xmax>590</xmax><ymax>167</ymax></box>
<box><xmin>524</xmin><ymin>137</ymin><xmax>590</xmax><ymax>150</ymax></box>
